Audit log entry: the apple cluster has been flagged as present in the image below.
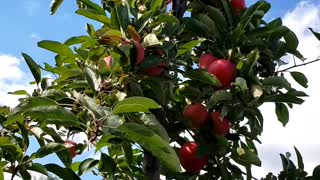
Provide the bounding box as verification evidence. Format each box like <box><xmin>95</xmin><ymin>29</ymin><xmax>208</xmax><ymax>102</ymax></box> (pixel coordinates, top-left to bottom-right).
<box><xmin>102</xmin><ymin>40</ymin><xmax>166</xmax><ymax>76</ymax></box>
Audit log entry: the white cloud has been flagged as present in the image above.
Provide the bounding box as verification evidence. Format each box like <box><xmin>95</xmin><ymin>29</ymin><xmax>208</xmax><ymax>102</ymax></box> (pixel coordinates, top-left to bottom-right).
<box><xmin>30</xmin><ymin>33</ymin><xmax>41</xmax><ymax>41</ymax></box>
<box><xmin>0</xmin><ymin>54</ymin><xmax>33</xmax><ymax>107</ymax></box>
<box><xmin>253</xmin><ymin>1</ymin><xmax>320</xmax><ymax>178</ymax></box>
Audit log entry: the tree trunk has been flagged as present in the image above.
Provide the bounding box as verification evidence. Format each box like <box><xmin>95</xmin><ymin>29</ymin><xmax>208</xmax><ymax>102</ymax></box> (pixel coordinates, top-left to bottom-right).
<box><xmin>143</xmin><ymin>150</ymin><xmax>160</xmax><ymax>180</ymax></box>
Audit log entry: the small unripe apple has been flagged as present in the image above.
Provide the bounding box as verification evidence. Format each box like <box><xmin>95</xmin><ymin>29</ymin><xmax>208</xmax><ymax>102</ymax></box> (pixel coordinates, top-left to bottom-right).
<box><xmin>211</xmin><ymin>112</ymin><xmax>230</xmax><ymax>137</ymax></box>
<box><xmin>179</xmin><ymin>142</ymin><xmax>208</xmax><ymax>173</ymax></box>
<box><xmin>183</xmin><ymin>103</ymin><xmax>209</xmax><ymax>129</ymax></box>
<box><xmin>64</xmin><ymin>140</ymin><xmax>77</xmax><ymax>158</ymax></box>
<box><xmin>199</xmin><ymin>53</ymin><xmax>218</xmax><ymax>70</ymax></box>
<box><xmin>208</xmin><ymin>59</ymin><xmax>236</xmax><ymax>89</ymax></box>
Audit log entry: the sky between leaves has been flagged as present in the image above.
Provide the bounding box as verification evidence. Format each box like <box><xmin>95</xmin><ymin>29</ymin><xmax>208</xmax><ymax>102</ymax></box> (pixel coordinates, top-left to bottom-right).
<box><xmin>1</xmin><ymin>0</ymin><xmax>320</xmax><ymax>179</ymax></box>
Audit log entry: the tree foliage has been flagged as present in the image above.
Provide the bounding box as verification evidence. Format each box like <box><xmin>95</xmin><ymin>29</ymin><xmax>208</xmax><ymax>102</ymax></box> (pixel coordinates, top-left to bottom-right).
<box><xmin>1</xmin><ymin>0</ymin><xmax>320</xmax><ymax>179</ymax></box>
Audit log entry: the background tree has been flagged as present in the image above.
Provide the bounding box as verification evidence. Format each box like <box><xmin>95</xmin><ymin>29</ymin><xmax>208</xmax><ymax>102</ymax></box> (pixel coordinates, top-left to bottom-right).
<box><xmin>1</xmin><ymin>0</ymin><xmax>320</xmax><ymax>179</ymax></box>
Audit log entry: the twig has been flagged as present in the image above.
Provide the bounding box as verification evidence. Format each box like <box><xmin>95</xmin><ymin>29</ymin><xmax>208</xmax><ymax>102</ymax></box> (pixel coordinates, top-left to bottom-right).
<box><xmin>276</xmin><ymin>57</ymin><xmax>320</xmax><ymax>73</ymax></box>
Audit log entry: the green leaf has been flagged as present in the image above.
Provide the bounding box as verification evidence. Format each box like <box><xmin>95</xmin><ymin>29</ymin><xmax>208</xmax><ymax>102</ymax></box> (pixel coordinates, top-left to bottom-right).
<box><xmin>263</xmin><ymin>76</ymin><xmax>291</xmax><ymax>90</ymax></box>
<box><xmin>117</xmin><ymin>122</ymin><xmax>181</xmax><ymax>172</ymax></box>
<box><xmin>275</xmin><ymin>103</ymin><xmax>289</xmax><ymax>127</ymax></box>
<box><xmin>0</xmin><ymin>137</ymin><xmax>23</xmax><ymax>161</ymax></box>
<box><xmin>115</xmin><ymin>5</ymin><xmax>130</xmax><ymax>32</ymax></box>
<box><xmin>50</xmin><ymin>0</ymin><xmax>64</xmax><ymax>15</ymax></box>
<box><xmin>140</xmin><ymin>113</ymin><xmax>170</xmax><ymax>142</ymax></box>
<box><xmin>183</xmin><ymin>70</ymin><xmax>221</xmax><ymax>86</ymax></box>
<box><xmin>98</xmin><ymin>153</ymin><xmax>116</xmax><ymax>176</ymax></box>
<box><xmin>219</xmin><ymin>0</ymin><xmax>233</xmax><ymax>26</ymax></box>
<box><xmin>45</xmin><ymin>164</ymin><xmax>81</xmax><ymax>180</ymax></box>
<box><xmin>103</xmin><ymin>115</ymin><xmax>124</xmax><ymax>128</ymax></box>
<box><xmin>121</xmin><ymin>142</ymin><xmax>133</xmax><ymax>165</ymax></box>
<box><xmin>32</xmin><ymin>142</ymin><xmax>67</xmax><ymax>159</ymax></box>
<box><xmin>290</xmin><ymin>71</ymin><xmax>308</xmax><ymax>88</ymax></box>
<box><xmin>64</xmin><ymin>36</ymin><xmax>92</xmax><ymax>46</ymax></box>
<box><xmin>7</xmin><ymin>90</ymin><xmax>28</xmax><ymax>95</ymax></box>
<box><xmin>205</xmin><ymin>6</ymin><xmax>227</xmax><ymax>30</ymax></box>
<box><xmin>309</xmin><ymin>28</ymin><xmax>320</xmax><ymax>41</ymax></box>
<box><xmin>78</xmin><ymin>158</ymin><xmax>99</xmax><ymax>176</ymax></box>
<box><xmin>264</xmin><ymin>94</ymin><xmax>304</xmax><ymax>104</ymax></box>
<box><xmin>241</xmin><ymin>50</ymin><xmax>260</xmax><ymax>77</ymax></box>
<box><xmin>95</xmin><ymin>134</ymin><xmax>117</xmax><ymax>152</ymax></box>
<box><xmin>21</xmin><ymin>53</ymin><xmax>41</xmax><ymax>84</ymax></box>
<box><xmin>27</xmin><ymin>163</ymin><xmax>48</xmax><ymax>176</ymax></box>
<box><xmin>176</xmin><ymin>39</ymin><xmax>205</xmax><ymax>57</ymax></box>
<box><xmin>284</xmin><ymin>29</ymin><xmax>299</xmax><ymax>50</ymax></box>
<box><xmin>38</xmin><ymin>40</ymin><xmax>75</xmax><ymax>58</ymax></box>
<box><xmin>76</xmin><ymin>9</ymin><xmax>110</xmax><ymax>25</ymax></box>
<box><xmin>17</xmin><ymin>122</ymin><xmax>29</xmax><ymax>151</ymax></box>
<box><xmin>294</xmin><ymin>146</ymin><xmax>304</xmax><ymax>171</ymax></box>
<box><xmin>236</xmin><ymin>148</ymin><xmax>262</xmax><ymax>167</ymax></box>
<box><xmin>207</xmin><ymin>90</ymin><xmax>233</xmax><ymax>108</ymax></box>
<box><xmin>84</xmin><ymin>67</ymin><xmax>100</xmax><ymax>92</ymax></box>
<box><xmin>112</xmin><ymin>97</ymin><xmax>160</xmax><ymax>115</ymax></box>
<box><xmin>77</xmin><ymin>0</ymin><xmax>106</xmax><ymax>15</ymax></box>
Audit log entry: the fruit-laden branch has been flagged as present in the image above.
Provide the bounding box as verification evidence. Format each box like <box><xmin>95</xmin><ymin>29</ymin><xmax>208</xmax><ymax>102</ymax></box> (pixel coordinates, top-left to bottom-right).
<box><xmin>276</xmin><ymin>57</ymin><xmax>320</xmax><ymax>73</ymax></box>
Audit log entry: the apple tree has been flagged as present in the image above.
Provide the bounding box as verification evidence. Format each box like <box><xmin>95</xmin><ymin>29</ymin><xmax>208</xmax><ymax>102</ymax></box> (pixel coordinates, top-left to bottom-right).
<box><xmin>1</xmin><ymin>0</ymin><xmax>320</xmax><ymax>179</ymax></box>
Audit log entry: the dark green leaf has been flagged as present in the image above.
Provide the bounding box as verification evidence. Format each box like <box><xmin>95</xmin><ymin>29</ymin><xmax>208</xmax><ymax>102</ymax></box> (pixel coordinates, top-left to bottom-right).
<box><xmin>7</xmin><ymin>90</ymin><xmax>28</xmax><ymax>95</ymax></box>
<box><xmin>294</xmin><ymin>146</ymin><xmax>304</xmax><ymax>171</ymax></box>
<box><xmin>115</xmin><ymin>5</ymin><xmax>130</xmax><ymax>31</ymax></box>
<box><xmin>118</xmin><ymin>122</ymin><xmax>181</xmax><ymax>172</ymax></box>
<box><xmin>76</xmin><ymin>9</ymin><xmax>110</xmax><ymax>25</ymax></box>
<box><xmin>27</xmin><ymin>163</ymin><xmax>48</xmax><ymax>176</ymax></box>
<box><xmin>98</xmin><ymin>153</ymin><xmax>116</xmax><ymax>176</ymax></box>
<box><xmin>32</xmin><ymin>142</ymin><xmax>67</xmax><ymax>159</ymax></box>
<box><xmin>290</xmin><ymin>71</ymin><xmax>308</xmax><ymax>88</ymax></box>
<box><xmin>207</xmin><ymin>90</ymin><xmax>233</xmax><ymax>108</ymax></box>
<box><xmin>112</xmin><ymin>97</ymin><xmax>160</xmax><ymax>115</ymax></box>
<box><xmin>64</xmin><ymin>36</ymin><xmax>92</xmax><ymax>46</ymax></box>
<box><xmin>22</xmin><ymin>53</ymin><xmax>41</xmax><ymax>84</ymax></box>
<box><xmin>275</xmin><ymin>103</ymin><xmax>289</xmax><ymax>127</ymax></box>
<box><xmin>50</xmin><ymin>0</ymin><xmax>64</xmax><ymax>15</ymax></box>
<box><xmin>17</xmin><ymin>122</ymin><xmax>29</xmax><ymax>151</ymax></box>
<box><xmin>183</xmin><ymin>70</ymin><xmax>221</xmax><ymax>86</ymax></box>
<box><xmin>84</xmin><ymin>67</ymin><xmax>100</xmax><ymax>92</ymax></box>
<box><xmin>176</xmin><ymin>39</ymin><xmax>205</xmax><ymax>57</ymax></box>
<box><xmin>264</xmin><ymin>94</ymin><xmax>304</xmax><ymax>104</ymax></box>
<box><xmin>284</xmin><ymin>29</ymin><xmax>299</xmax><ymax>50</ymax></box>
<box><xmin>140</xmin><ymin>113</ymin><xmax>169</xmax><ymax>142</ymax></box>
<box><xmin>38</xmin><ymin>40</ymin><xmax>75</xmax><ymax>58</ymax></box>
<box><xmin>77</xmin><ymin>0</ymin><xmax>106</xmax><ymax>15</ymax></box>
<box><xmin>95</xmin><ymin>134</ymin><xmax>117</xmax><ymax>152</ymax></box>
<box><xmin>45</xmin><ymin>164</ymin><xmax>81</xmax><ymax>180</ymax></box>
<box><xmin>205</xmin><ymin>6</ymin><xmax>227</xmax><ymax>29</ymax></box>
<box><xmin>263</xmin><ymin>76</ymin><xmax>291</xmax><ymax>90</ymax></box>
<box><xmin>241</xmin><ymin>50</ymin><xmax>260</xmax><ymax>77</ymax></box>
<box><xmin>309</xmin><ymin>28</ymin><xmax>320</xmax><ymax>41</ymax></box>
<box><xmin>121</xmin><ymin>142</ymin><xmax>133</xmax><ymax>165</ymax></box>
<box><xmin>78</xmin><ymin>158</ymin><xmax>99</xmax><ymax>176</ymax></box>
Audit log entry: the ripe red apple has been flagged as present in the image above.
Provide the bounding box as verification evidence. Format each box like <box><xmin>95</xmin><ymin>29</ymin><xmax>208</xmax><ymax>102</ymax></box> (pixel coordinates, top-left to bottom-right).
<box><xmin>179</xmin><ymin>142</ymin><xmax>208</xmax><ymax>173</ymax></box>
<box><xmin>144</xmin><ymin>66</ymin><xmax>164</xmax><ymax>76</ymax></box>
<box><xmin>207</xmin><ymin>59</ymin><xmax>236</xmax><ymax>89</ymax></box>
<box><xmin>183</xmin><ymin>103</ymin><xmax>209</xmax><ymax>129</ymax></box>
<box><xmin>211</xmin><ymin>112</ymin><xmax>230</xmax><ymax>137</ymax></box>
<box><xmin>231</xmin><ymin>0</ymin><xmax>246</xmax><ymax>14</ymax></box>
<box><xmin>65</xmin><ymin>140</ymin><xmax>77</xmax><ymax>158</ymax></box>
<box><xmin>199</xmin><ymin>53</ymin><xmax>218</xmax><ymax>70</ymax></box>
<box><xmin>133</xmin><ymin>41</ymin><xmax>145</xmax><ymax>64</ymax></box>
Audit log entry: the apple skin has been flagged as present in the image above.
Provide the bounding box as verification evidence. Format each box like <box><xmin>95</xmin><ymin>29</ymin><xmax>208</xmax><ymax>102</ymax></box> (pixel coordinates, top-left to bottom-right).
<box><xmin>207</xmin><ymin>59</ymin><xmax>236</xmax><ymax>89</ymax></box>
<box><xmin>183</xmin><ymin>103</ymin><xmax>209</xmax><ymax>129</ymax></box>
<box><xmin>179</xmin><ymin>142</ymin><xmax>208</xmax><ymax>173</ymax></box>
<box><xmin>199</xmin><ymin>53</ymin><xmax>218</xmax><ymax>70</ymax></box>
<box><xmin>144</xmin><ymin>66</ymin><xmax>164</xmax><ymax>76</ymax></box>
<box><xmin>65</xmin><ymin>140</ymin><xmax>77</xmax><ymax>158</ymax></box>
<box><xmin>211</xmin><ymin>112</ymin><xmax>231</xmax><ymax>137</ymax></box>
<box><xmin>231</xmin><ymin>0</ymin><xmax>246</xmax><ymax>15</ymax></box>
<box><xmin>133</xmin><ymin>41</ymin><xmax>145</xmax><ymax>65</ymax></box>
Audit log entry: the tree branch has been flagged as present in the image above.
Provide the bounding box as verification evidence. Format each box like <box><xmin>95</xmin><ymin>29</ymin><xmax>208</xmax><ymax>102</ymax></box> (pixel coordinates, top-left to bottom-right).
<box><xmin>143</xmin><ymin>150</ymin><xmax>160</xmax><ymax>180</ymax></box>
<box><xmin>276</xmin><ymin>57</ymin><xmax>320</xmax><ymax>73</ymax></box>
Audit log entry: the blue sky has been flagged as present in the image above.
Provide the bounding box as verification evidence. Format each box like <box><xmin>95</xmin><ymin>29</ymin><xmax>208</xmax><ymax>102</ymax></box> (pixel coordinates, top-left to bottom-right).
<box><xmin>1</xmin><ymin>0</ymin><xmax>320</xmax><ymax>179</ymax></box>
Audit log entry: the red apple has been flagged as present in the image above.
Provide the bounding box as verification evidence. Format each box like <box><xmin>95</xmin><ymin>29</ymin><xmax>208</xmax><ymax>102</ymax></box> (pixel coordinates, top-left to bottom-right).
<box><xmin>65</xmin><ymin>140</ymin><xmax>77</xmax><ymax>158</ymax></box>
<box><xmin>179</xmin><ymin>142</ymin><xmax>208</xmax><ymax>173</ymax></box>
<box><xmin>133</xmin><ymin>41</ymin><xmax>145</xmax><ymax>64</ymax></box>
<box><xmin>207</xmin><ymin>59</ymin><xmax>236</xmax><ymax>89</ymax></box>
<box><xmin>199</xmin><ymin>53</ymin><xmax>218</xmax><ymax>70</ymax></box>
<box><xmin>211</xmin><ymin>112</ymin><xmax>230</xmax><ymax>137</ymax></box>
<box><xmin>144</xmin><ymin>67</ymin><xmax>164</xmax><ymax>76</ymax></box>
<box><xmin>183</xmin><ymin>103</ymin><xmax>209</xmax><ymax>129</ymax></box>
<box><xmin>231</xmin><ymin>0</ymin><xmax>246</xmax><ymax>15</ymax></box>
